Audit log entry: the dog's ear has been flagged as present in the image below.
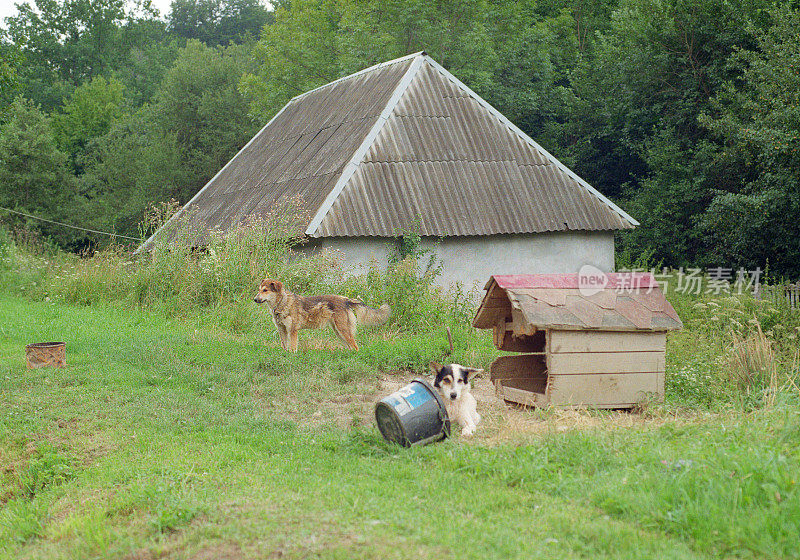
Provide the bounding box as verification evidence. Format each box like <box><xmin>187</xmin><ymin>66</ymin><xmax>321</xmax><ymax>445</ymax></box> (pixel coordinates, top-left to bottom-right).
<box><xmin>429</xmin><ymin>361</ymin><xmax>443</xmax><ymax>375</ymax></box>
<box><xmin>464</xmin><ymin>367</ymin><xmax>484</xmax><ymax>381</ymax></box>
<box><xmin>269</xmin><ymin>280</ymin><xmax>283</xmax><ymax>292</ymax></box>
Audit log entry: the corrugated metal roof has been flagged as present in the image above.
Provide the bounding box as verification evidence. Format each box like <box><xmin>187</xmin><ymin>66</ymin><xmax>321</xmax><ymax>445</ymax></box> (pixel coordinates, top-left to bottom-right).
<box><xmin>473</xmin><ymin>274</ymin><xmax>683</xmax><ymax>332</ymax></box>
<box><xmin>315</xmin><ymin>59</ymin><xmax>633</xmax><ymax>236</ymax></box>
<box><xmin>140</xmin><ymin>52</ymin><xmax>636</xmax><ymax>251</ymax></box>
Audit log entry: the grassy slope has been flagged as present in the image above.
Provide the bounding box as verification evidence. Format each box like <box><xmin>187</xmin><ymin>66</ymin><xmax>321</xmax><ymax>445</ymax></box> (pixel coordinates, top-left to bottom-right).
<box><xmin>1</xmin><ymin>294</ymin><xmax>798</xmax><ymax>559</ymax></box>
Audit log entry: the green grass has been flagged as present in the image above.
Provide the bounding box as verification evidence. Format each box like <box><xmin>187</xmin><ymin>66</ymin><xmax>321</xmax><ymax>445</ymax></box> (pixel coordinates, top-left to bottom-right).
<box><xmin>1</xmin><ymin>293</ymin><xmax>798</xmax><ymax>559</ymax></box>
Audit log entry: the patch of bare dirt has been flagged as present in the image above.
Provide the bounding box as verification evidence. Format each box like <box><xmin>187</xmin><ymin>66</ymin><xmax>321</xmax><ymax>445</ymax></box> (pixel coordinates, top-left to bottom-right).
<box><xmin>48</xmin><ymin>417</ymin><xmax>117</xmax><ymax>467</ymax></box>
<box><xmin>190</xmin><ymin>542</ymin><xmax>244</xmax><ymax>560</ymax></box>
<box><xmin>289</xmin><ymin>372</ymin><xmax>701</xmax><ymax>442</ymax></box>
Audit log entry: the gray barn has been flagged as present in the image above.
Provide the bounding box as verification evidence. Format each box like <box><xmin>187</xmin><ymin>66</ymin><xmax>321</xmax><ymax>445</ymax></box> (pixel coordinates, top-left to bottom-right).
<box><xmin>140</xmin><ymin>52</ymin><xmax>638</xmax><ymax>288</ymax></box>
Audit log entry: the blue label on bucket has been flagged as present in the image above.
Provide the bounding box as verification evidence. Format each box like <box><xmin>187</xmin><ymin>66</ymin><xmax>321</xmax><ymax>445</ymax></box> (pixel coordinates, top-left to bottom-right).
<box><xmin>404</xmin><ymin>386</ymin><xmax>433</xmax><ymax>409</ymax></box>
<box><xmin>382</xmin><ymin>383</ymin><xmax>434</xmax><ymax>417</ymax></box>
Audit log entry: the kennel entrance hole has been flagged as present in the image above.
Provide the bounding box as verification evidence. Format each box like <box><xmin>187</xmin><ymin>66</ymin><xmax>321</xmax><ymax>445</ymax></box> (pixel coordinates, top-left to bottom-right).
<box><xmin>490</xmin><ymin>353</ymin><xmax>548</xmax><ymax>407</ymax></box>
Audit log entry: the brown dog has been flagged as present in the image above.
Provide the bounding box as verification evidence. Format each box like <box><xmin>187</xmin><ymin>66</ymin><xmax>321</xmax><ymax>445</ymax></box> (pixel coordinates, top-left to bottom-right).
<box><xmin>253</xmin><ymin>279</ymin><xmax>391</xmax><ymax>352</ymax></box>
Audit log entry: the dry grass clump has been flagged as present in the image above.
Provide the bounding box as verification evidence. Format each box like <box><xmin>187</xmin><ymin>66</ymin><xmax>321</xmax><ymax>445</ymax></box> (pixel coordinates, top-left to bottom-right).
<box><xmin>787</xmin><ymin>350</ymin><xmax>800</xmax><ymax>398</ymax></box>
<box><xmin>727</xmin><ymin>318</ymin><xmax>779</xmax><ymax>406</ymax></box>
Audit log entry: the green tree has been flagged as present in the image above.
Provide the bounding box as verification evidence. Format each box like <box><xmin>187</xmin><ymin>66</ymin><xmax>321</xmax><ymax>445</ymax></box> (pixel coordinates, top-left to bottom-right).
<box><xmin>0</xmin><ymin>98</ymin><xmax>76</xmax><ymax>243</ymax></box>
<box><xmin>76</xmin><ymin>39</ymin><xmax>257</xmax><ymax>239</ymax></box>
<box><xmin>2</xmin><ymin>0</ymin><xmax>161</xmax><ymax>110</ymax></box>
<box><xmin>151</xmin><ymin>40</ymin><xmax>258</xmax><ymax>202</ymax></box>
<box><xmin>559</xmin><ymin>0</ymin><xmax>770</xmax><ymax>267</ymax></box>
<box><xmin>52</xmin><ymin>75</ymin><xmax>126</xmax><ymax>174</ymax></box>
<box><xmin>0</xmin><ymin>41</ymin><xmax>23</xmax><ymax>115</ymax></box>
<box><xmin>700</xmin><ymin>6</ymin><xmax>800</xmax><ymax>277</ymax></box>
<box><xmin>483</xmin><ymin>3</ymin><xmax>580</xmax><ymax>148</ymax></box>
<box><xmin>168</xmin><ymin>0</ymin><xmax>272</xmax><ymax>46</ymax></box>
<box><xmin>532</xmin><ymin>0</ymin><xmax>618</xmax><ymax>54</ymax></box>
<box><xmin>241</xmin><ymin>0</ymin><xmax>344</xmax><ymax>120</ymax></box>
<box><xmin>113</xmin><ymin>19</ymin><xmax>181</xmax><ymax>107</ymax></box>
<box><xmin>242</xmin><ymin>0</ymin><xmax>574</xmax><ymax>123</ymax></box>
<box><xmin>77</xmin><ymin>106</ymin><xmax>187</xmax><ymax>237</ymax></box>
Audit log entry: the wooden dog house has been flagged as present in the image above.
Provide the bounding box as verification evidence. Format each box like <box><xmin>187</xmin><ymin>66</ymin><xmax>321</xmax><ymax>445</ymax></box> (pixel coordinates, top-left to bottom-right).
<box><xmin>473</xmin><ymin>273</ymin><xmax>682</xmax><ymax>408</ymax></box>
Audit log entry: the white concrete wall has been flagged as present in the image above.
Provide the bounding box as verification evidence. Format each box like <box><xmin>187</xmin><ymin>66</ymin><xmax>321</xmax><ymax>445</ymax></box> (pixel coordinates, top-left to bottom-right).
<box><xmin>304</xmin><ymin>231</ymin><xmax>615</xmax><ymax>291</ymax></box>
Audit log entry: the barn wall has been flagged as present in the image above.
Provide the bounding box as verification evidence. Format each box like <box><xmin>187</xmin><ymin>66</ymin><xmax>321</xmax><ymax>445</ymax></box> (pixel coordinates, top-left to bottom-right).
<box><xmin>302</xmin><ymin>231</ymin><xmax>615</xmax><ymax>289</ymax></box>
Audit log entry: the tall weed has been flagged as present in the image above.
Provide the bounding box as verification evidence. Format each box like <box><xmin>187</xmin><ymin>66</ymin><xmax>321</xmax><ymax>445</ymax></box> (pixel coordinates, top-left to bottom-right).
<box><xmin>0</xmin><ymin>227</ymin><xmax>13</xmax><ymax>274</ymax></box>
<box><xmin>727</xmin><ymin>319</ymin><xmax>779</xmax><ymax>406</ymax></box>
<box><xmin>13</xmin><ymin>207</ymin><xmax>475</xmax><ymax>333</ymax></box>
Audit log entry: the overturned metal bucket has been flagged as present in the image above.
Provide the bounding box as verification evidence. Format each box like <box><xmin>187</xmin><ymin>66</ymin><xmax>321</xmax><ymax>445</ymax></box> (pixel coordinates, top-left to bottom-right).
<box><xmin>25</xmin><ymin>342</ymin><xmax>66</xmax><ymax>369</ymax></box>
<box><xmin>375</xmin><ymin>378</ymin><xmax>450</xmax><ymax>447</ymax></box>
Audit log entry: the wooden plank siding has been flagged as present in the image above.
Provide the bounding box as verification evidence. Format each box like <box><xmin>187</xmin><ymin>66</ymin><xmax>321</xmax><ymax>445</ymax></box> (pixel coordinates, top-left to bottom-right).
<box><xmin>550</xmin><ymin>330</ymin><xmax>666</xmax><ymax>354</ymax></box>
<box><xmin>547</xmin><ymin>329</ymin><xmax>665</xmax><ymax>406</ymax></box>
<box><xmin>548</xmin><ymin>372</ymin><xmax>661</xmax><ymax>407</ymax></box>
<box><xmin>548</xmin><ymin>352</ymin><xmax>665</xmax><ymax>375</ymax></box>
<box><xmin>476</xmin><ymin>276</ymin><xmax>680</xmax><ymax>410</ymax></box>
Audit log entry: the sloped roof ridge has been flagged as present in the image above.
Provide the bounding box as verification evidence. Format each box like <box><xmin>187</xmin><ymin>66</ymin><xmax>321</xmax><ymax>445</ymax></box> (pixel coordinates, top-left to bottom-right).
<box><xmin>420</xmin><ymin>55</ymin><xmax>639</xmax><ymax>227</ymax></box>
<box><xmin>290</xmin><ymin>51</ymin><xmax>426</xmax><ymax>104</ymax></box>
<box><xmin>305</xmin><ymin>54</ymin><xmax>426</xmax><ymax>235</ymax></box>
<box><xmin>135</xmin><ymin>90</ymin><xmax>299</xmax><ymax>254</ymax></box>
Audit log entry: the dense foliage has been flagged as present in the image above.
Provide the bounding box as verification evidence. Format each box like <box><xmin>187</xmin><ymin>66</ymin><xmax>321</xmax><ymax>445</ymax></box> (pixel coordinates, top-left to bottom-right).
<box><xmin>0</xmin><ymin>0</ymin><xmax>798</xmax><ymax>277</ymax></box>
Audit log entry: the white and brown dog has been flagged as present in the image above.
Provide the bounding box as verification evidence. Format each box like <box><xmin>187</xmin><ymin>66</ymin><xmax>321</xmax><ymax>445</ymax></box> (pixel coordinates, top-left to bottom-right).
<box><xmin>430</xmin><ymin>362</ymin><xmax>482</xmax><ymax>436</ymax></box>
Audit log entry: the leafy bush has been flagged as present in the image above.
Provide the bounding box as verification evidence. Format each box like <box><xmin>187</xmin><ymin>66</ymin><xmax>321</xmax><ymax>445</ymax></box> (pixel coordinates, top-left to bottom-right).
<box><xmin>332</xmin><ymin>257</ymin><xmax>474</xmax><ymax>332</ymax></box>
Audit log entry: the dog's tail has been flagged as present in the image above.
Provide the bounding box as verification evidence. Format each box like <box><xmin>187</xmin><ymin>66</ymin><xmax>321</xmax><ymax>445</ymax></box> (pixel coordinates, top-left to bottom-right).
<box><xmin>350</xmin><ymin>301</ymin><xmax>391</xmax><ymax>326</ymax></box>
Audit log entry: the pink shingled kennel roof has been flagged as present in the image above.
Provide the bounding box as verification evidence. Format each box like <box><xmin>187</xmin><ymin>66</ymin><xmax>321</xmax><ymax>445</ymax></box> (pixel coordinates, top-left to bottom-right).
<box><xmin>490</xmin><ymin>273</ymin><xmax>658</xmax><ymax>290</ymax></box>
<box><xmin>474</xmin><ymin>272</ymin><xmax>682</xmax><ymax>331</ymax></box>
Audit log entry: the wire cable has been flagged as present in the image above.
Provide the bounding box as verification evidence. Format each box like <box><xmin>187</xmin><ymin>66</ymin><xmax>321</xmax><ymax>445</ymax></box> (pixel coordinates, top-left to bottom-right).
<box><xmin>0</xmin><ymin>205</ymin><xmax>141</xmax><ymax>241</ymax></box>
